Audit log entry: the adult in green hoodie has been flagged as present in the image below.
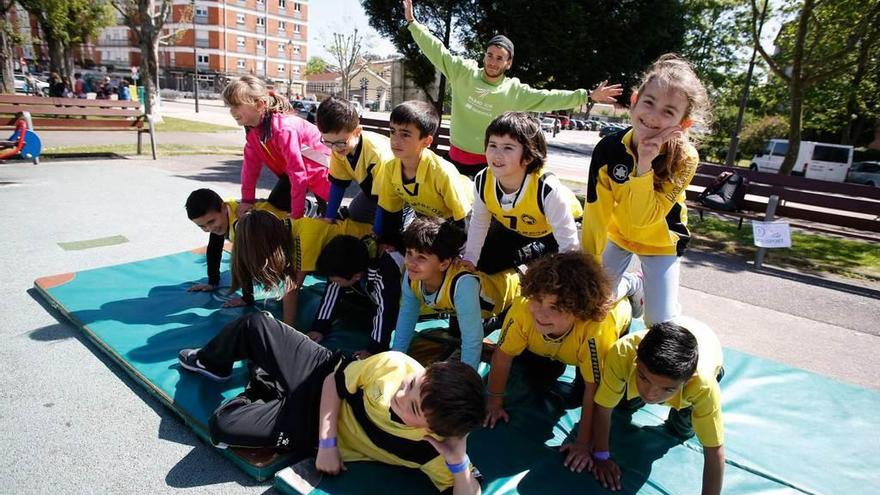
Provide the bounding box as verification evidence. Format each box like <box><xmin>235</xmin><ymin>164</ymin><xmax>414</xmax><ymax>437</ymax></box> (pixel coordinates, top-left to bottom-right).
<box><xmin>403</xmin><ymin>0</ymin><xmax>622</xmax><ymax>178</ymax></box>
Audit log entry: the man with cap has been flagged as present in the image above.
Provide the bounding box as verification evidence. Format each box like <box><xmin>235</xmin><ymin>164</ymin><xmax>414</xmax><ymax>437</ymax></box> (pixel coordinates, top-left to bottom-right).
<box><xmin>402</xmin><ymin>0</ymin><xmax>622</xmax><ymax>178</ymax></box>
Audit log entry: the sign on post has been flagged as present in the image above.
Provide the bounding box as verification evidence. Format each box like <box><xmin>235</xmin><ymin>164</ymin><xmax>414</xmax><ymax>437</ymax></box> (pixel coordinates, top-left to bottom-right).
<box><xmin>751</xmin><ymin>221</ymin><xmax>792</xmax><ymax>248</ymax></box>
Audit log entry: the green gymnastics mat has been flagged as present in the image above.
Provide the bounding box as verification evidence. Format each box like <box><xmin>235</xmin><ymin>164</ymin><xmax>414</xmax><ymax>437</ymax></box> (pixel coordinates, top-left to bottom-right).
<box><xmin>33</xmin><ymin>247</ymin><xmax>449</xmax><ymax>481</ymax></box>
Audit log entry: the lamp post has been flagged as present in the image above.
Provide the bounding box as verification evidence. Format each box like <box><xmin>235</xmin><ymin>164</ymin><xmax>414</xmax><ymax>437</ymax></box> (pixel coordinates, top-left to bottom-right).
<box><xmin>192</xmin><ymin>0</ymin><xmax>200</xmax><ymax>113</ymax></box>
<box><xmin>286</xmin><ymin>40</ymin><xmax>294</xmax><ymax>99</ymax></box>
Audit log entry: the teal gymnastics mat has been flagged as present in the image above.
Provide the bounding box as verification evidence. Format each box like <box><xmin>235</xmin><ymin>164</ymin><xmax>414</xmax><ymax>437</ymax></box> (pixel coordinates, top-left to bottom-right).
<box><xmin>33</xmin><ymin>250</ymin><xmax>880</xmax><ymax>492</ymax></box>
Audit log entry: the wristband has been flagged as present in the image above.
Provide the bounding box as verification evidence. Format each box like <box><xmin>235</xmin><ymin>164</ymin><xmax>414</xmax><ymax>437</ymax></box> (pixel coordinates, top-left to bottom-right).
<box><xmin>445</xmin><ymin>455</ymin><xmax>470</xmax><ymax>474</ymax></box>
<box><xmin>318</xmin><ymin>437</ymin><xmax>337</xmax><ymax>449</ymax></box>
<box><xmin>486</xmin><ymin>389</ymin><xmax>505</xmax><ymax>398</ymax></box>
<box><xmin>592</xmin><ymin>450</ymin><xmax>611</xmax><ymax>461</ymax></box>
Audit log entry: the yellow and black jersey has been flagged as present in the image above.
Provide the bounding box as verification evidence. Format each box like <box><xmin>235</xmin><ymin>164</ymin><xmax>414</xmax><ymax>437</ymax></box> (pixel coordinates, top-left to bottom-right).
<box><xmin>334</xmin><ymin>352</ymin><xmax>462</xmax><ymax>491</ymax></box>
<box><xmin>474</xmin><ymin>167</ymin><xmax>582</xmax><ymax>238</ymax></box>
<box><xmin>497</xmin><ymin>296</ymin><xmax>631</xmax><ymax>384</ymax></box>
<box><xmin>582</xmin><ymin>128</ymin><xmax>698</xmax><ymax>258</ymax></box>
<box><xmin>409</xmin><ymin>264</ymin><xmax>520</xmax><ymax>318</ymax></box>
<box><xmin>288</xmin><ymin>217</ymin><xmax>374</xmax><ymax>273</ymax></box>
<box><xmin>329</xmin><ymin>131</ymin><xmax>393</xmax><ymax>198</ymax></box>
<box><xmin>375</xmin><ymin>148</ymin><xmax>473</xmax><ymax>221</ymax></box>
<box><xmin>225</xmin><ymin>199</ymin><xmax>287</xmax><ymax>243</ymax></box>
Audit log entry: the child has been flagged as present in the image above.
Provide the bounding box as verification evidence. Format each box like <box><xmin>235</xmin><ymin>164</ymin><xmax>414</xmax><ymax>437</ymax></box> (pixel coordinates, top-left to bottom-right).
<box><xmin>590</xmin><ymin>317</ymin><xmax>724</xmax><ymax>495</ymax></box>
<box><xmin>177</xmin><ymin>312</ymin><xmax>485</xmax><ymax>493</ymax></box>
<box><xmin>222</xmin><ymin>75</ymin><xmax>331</xmax><ymax>220</ymax></box>
<box><xmin>229</xmin><ymin>211</ymin><xmax>372</xmax><ymax>326</ymax></box>
<box><xmin>372</xmin><ymin>100</ymin><xmax>473</xmax><ymax>241</ymax></box>
<box><xmin>582</xmin><ymin>54</ymin><xmax>710</xmax><ymax>325</ymax></box>
<box><xmin>391</xmin><ymin>217</ymin><xmax>520</xmax><ymax>370</ymax></box>
<box><xmin>310</xmin><ymin>235</ymin><xmax>404</xmax><ymax>359</ymax></box>
<box><xmin>464</xmin><ymin>112</ymin><xmax>583</xmax><ymax>274</ymax></box>
<box><xmin>484</xmin><ymin>252</ymin><xmax>633</xmax><ymax>473</ymax></box>
<box><xmin>316</xmin><ymin>97</ymin><xmax>394</xmax><ymax>224</ymax></box>
<box><xmin>184</xmin><ymin>188</ymin><xmax>287</xmax><ymax>306</ymax></box>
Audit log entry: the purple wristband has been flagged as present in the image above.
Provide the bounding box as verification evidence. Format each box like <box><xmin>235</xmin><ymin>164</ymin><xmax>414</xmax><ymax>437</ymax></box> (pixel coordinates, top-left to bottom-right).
<box><xmin>445</xmin><ymin>455</ymin><xmax>470</xmax><ymax>474</ymax></box>
<box><xmin>592</xmin><ymin>450</ymin><xmax>611</xmax><ymax>461</ymax></box>
<box><xmin>318</xmin><ymin>437</ymin><xmax>337</xmax><ymax>449</ymax></box>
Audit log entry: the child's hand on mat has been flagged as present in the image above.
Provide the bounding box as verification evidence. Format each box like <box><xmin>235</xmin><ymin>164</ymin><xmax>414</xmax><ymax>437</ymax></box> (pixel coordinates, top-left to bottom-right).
<box><xmin>306</xmin><ymin>331</ymin><xmax>324</xmax><ymax>343</ymax></box>
<box><xmin>592</xmin><ymin>457</ymin><xmax>622</xmax><ymax>491</ymax></box>
<box><xmin>222</xmin><ymin>296</ymin><xmax>248</xmax><ymax>308</ymax></box>
<box><xmin>424</xmin><ymin>433</ymin><xmax>468</xmax><ymax>465</ymax></box>
<box><xmin>590</xmin><ymin>80</ymin><xmax>623</xmax><ymax>103</ymax></box>
<box><xmin>237</xmin><ymin>202</ymin><xmax>254</xmax><ymax>217</ymax></box>
<box><xmin>188</xmin><ymin>283</ymin><xmax>216</xmax><ymax>292</ymax></box>
<box><xmin>636</xmin><ymin>125</ymin><xmax>683</xmax><ymax>175</ymax></box>
<box><xmin>353</xmin><ymin>350</ymin><xmax>373</xmax><ymax>360</ymax></box>
<box><xmin>560</xmin><ymin>441</ymin><xmax>593</xmax><ymax>473</ymax></box>
<box><xmin>483</xmin><ymin>401</ymin><xmax>509</xmax><ymax>428</ymax></box>
<box><xmin>316</xmin><ymin>446</ymin><xmax>346</xmax><ymax>475</ymax></box>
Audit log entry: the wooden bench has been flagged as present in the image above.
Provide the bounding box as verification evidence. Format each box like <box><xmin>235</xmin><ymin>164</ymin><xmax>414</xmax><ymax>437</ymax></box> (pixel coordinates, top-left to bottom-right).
<box><xmin>0</xmin><ymin>94</ymin><xmax>157</xmax><ymax>160</ymax></box>
<box><xmin>687</xmin><ymin>162</ymin><xmax>880</xmax><ymax>243</ymax></box>
<box><xmin>360</xmin><ymin>116</ymin><xmax>451</xmax><ymax>154</ymax></box>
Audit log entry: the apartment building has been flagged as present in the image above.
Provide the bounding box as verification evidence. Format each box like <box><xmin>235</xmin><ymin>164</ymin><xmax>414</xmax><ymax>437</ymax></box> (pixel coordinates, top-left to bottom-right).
<box><xmin>95</xmin><ymin>0</ymin><xmax>310</xmax><ymax>96</ymax></box>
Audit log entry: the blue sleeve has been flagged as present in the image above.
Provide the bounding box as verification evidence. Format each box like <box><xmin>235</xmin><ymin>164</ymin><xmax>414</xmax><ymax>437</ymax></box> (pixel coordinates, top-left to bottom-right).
<box><xmin>325</xmin><ymin>182</ymin><xmax>347</xmax><ymax>220</ymax></box>
<box><xmin>372</xmin><ymin>206</ymin><xmax>387</xmax><ymax>238</ymax></box>
<box><xmin>452</xmin><ymin>275</ymin><xmax>484</xmax><ymax>370</ymax></box>
<box><xmin>391</xmin><ymin>273</ymin><xmax>422</xmax><ymax>354</ymax></box>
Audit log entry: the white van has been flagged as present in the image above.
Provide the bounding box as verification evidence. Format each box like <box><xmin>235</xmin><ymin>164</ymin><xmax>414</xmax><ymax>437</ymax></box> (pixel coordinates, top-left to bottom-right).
<box><xmin>750</xmin><ymin>139</ymin><xmax>853</xmax><ymax>182</ymax></box>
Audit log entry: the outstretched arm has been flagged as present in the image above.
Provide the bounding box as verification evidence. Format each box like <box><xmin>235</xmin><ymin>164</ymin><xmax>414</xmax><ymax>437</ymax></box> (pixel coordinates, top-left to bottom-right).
<box><xmin>701</xmin><ymin>445</ymin><xmax>724</xmax><ymax>495</ymax></box>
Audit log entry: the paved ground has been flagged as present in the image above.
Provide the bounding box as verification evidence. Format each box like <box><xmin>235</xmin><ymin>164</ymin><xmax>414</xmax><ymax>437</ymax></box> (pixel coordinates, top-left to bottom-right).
<box><xmin>1</xmin><ymin>106</ymin><xmax>878</xmax><ymax>493</ymax></box>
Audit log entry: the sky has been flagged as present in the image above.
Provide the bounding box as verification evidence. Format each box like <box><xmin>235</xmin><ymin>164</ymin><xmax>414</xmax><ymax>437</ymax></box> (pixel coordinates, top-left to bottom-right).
<box><xmin>308</xmin><ymin>0</ymin><xmax>399</xmax><ymax>63</ymax></box>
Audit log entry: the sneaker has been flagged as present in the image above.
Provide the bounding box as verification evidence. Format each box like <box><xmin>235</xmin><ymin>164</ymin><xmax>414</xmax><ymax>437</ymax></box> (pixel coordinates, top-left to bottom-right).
<box><xmin>178</xmin><ymin>348</ymin><xmax>231</xmax><ymax>381</ymax></box>
<box><xmin>627</xmin><ymin>272</ymin><xmax>645</xmax><ymax>320</ymax></box>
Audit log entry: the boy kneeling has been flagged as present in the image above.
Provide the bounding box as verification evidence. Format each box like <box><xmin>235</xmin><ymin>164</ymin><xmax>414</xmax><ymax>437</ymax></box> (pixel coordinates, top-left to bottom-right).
<box><xmin>591</xmin><ymin>318</ymin><xmax>725</xmax><ymax>495</ymax></box>
<box><xmin>178</xmin><ymin>312</ymin><xmax>486</xmax><ymax>493</ymax></box>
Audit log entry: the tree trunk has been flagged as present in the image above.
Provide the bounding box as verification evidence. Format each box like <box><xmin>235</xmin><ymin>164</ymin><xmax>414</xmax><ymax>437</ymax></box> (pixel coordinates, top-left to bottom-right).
<box><xmin>140</xmin><ymin>39</ymin><xmax>155</xmax><ymax>115</ymax></box>
<box><xmin>434</xmin><ymin>6</ymin><xmax>453</xmax><ymax>117</ymax></box>
<box><xmin>779</xmin><ymin>0</ymin><xmax>813</xmax><ymax>176</ymax></box>
<box><xmin>46</xmin><ymin>35</ymin><xmax>65</xmax><ymax>76</ymax></box>
<box><xmin>0</xmin><ymin>21</ymin><xmax>14</xmax><ymax>94</ymax></box>
<box><xmin>841</xmin><ymin>37</ymin><xmax>870</xmax><ymax>145</ymax></box>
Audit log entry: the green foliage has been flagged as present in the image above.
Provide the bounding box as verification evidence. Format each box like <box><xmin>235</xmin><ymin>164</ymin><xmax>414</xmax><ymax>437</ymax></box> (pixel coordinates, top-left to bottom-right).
<box><xmin>739</xmin><ymin>115</ymin><xmax>789</xmax><ymax>158</ymax></box>
<box><xmin>305</xmin><ymin>57</ymin><xmax>331</xmax><ymax>76</ymax></box>
<box><xmin>680</xmin><ymin>0</ymin><xmax>751</xmax><ymax>93</ymax></box>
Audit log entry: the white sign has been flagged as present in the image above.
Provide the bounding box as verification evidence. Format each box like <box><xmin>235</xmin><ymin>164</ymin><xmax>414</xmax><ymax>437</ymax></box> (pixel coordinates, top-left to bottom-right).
<box><xmin>752</xmin><ymin>221</ymin><xmax>792</xmax><ymax>248</ymax></box>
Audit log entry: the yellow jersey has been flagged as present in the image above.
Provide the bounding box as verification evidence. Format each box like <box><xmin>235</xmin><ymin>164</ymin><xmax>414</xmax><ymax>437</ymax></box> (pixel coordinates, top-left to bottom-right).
<box><xmin>329</xmin><ymin>131</ymin><xmax>393</xmax><ymax>197</ymax></box>
<box><xmin>409</xmin><ymin>264</ymin><xmax>520</xmax><ymax>318</ymax></box>
<box><xmin>225</xmin><ymin>199</ymin><xmax>287</xmax><ymax>243</ymax></box>
<box><xmin>289</xmin><ymin>217</ymin><xmax>374</xmax><ymax>273</ymax></box>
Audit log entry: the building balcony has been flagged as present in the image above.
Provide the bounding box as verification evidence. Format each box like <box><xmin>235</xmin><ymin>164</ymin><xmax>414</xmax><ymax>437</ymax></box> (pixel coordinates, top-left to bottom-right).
<box><xmin>194</xmin><ymin>16</ymin><xmax>209</xmax><ymax>25</ymax></box>
<box><xmin>257</xmin><ymin>26</ymin><xmax>265</xmax><ymax>34</ymax></box>
<box><xmin>195</xmin><ymin>39</ymin><xmax>210</xmax><ymax>48</ymax></box>
<box><xmin>237</xmin><ymin>46</ymin><xmax>247</xmax><ymax>53</ymax></box>
<box><xmin>99</xmin><ymin>39</ymin><xmax>133</xmax><ymax>47</ymax></box>
<box><xmin>257</xmin><ymin>47</ymin><xmax>265</xmax><ymax>56</ymax></box>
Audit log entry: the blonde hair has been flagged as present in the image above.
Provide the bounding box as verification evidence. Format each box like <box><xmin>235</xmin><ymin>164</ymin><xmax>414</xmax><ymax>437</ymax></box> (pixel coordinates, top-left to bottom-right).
<box><xmin>634</xmin><ymin>53</ymin><xmax>711</xmax><ymax>190</ymax></box>
<box><xmin>222</xmin><ymin>75</ymin><xmax>291</xmax><ymax>114</ymax></box>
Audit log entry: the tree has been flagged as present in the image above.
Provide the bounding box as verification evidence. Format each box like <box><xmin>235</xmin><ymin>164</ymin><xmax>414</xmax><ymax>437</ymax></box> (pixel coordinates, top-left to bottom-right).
<box><xmin>680</xmin><ymin>0</ymin><xmax>750</xmax><ymax>93</ymax></box>
<box><xmin>305</xmin><ymin>56</ymin><xmax>331</xmax><ymax>75</ymax></box>
<box><xmin>325</xmin><ymin>29</ymin><xmax>367</xmax><ymax>100</ymax></box>
<box><xmin>750</xmin><ymin>0</ymin><xmax>880</xmax><ymax>174</ymax></box>
<box><xmin>110</xmin><ymin>0</ymin><xmax>190</xmax><ymax>118</ymax></box>
<box><xmin>362</xmin><ymin>0</ymin><xmax>460</xmax><ymax>111</ymax></box>
<box><xmin>0</xmin><ymin>0</ymin><xmax>17</xmax><ymax>93</ymax></box>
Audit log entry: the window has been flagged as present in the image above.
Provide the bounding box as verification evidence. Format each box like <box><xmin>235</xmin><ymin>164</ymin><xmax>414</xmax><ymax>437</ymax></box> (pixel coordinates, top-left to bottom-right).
<box><xmin>237</xmin><ymin>36</ymin><xmax>245</xmax><ymax>47</ymax></box>
<box><xmin>293</xmin><ymin>45</ymin><xmax>300</xmax><ymax>54</ymax></box>
<box><xmin>812</xmin><ymin>145</ymin><xmax>849</xmax><ymax>163</ymax></box>
<box><xmin>279</xmin><ymin>0</ymin><xmax>287</xmax><ymax>8</ymax></box>
<box><xmin>236</xmin><ymin>13</ymin><xmax>245</xmax><ymax>24</ymax></box>
<box><xmin>294</xmin><ymin>2</ymin><xmax>301</xmax><ymax>11</ymax></box>
<box><xmin>256</xmin><ymin>0</ymin><xmax>264</xmax><ymax>4</ymax></box>
<box><xmin>197</xmin><ymin>54</ymin><xmax>209</xmax><ymax>64</ymax></box>
<box><xmin>257</xmin><ymin>16</ymin><xmax>265</xmax><ymax>27</ymax></box>
<box><xmin>196</xmin><ymin>30</ymin><xmax>209</xmax><ymax>41</ymax></box>
<box><xmin>293</xmin><ymin>66</ymin><xmax>300</xmax><ymax>74</ymax></box>
<box><xmin>278</xmin><ymin>21</ymin><xmax>286</xmax><ymax>32</ymax></box>
<box><xmin>237</xmin><ymin>59</ymin><xmax>246</xmax><ymax>69</ymax></box>
<box><xmin>293</xmin><ymin>24</ymin><xmax>301</xmax><ymax>33</ymax></box>
<box><xmin>772</xmin><ymin>142</ymin><xmax>788</xmax><ymax>157</ymax></box>
<box><xmin>257</xmin><ymin>39</ymin><xmax>266</xmax><ymax>48</ymax></box>
<box><xmin>278</xmin><ymin>64</ymin><xmax>286</xmax><ymax>74</ymax></box>
<box><xmin>195</xmin><ymin>6</ymin><xmax>208</xmax><ymax>17</ymax></box>
<box><xmin>278</xmin><ymin>44</ymin><xmax>286</xmax><ymax>57</ymax></box>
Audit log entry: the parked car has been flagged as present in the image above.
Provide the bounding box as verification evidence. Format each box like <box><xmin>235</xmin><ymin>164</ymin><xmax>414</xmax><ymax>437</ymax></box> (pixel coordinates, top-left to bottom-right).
<box><xmin>750</xmin><ymin>139</ymin><xmax>853</xmax><ymax>182</ymax></box>
<box><xmin>540</xmin><ymin>117</ymin><xmax>555</xmax><ymax>133</ymax></box>
<box><xmin>349</xmin><ymin>100</ymin><xmax>365</xmax><ymax>117</ymax></box>
<box><xmin>571</xmin><ymin>119</ymin><xmax>585</xmax><ymax>130</ymax></box>
<box><xmin>292</xmin><ymin>100</ymin><xmax>318</xmax><ymax>123</ymax></box>
<box><xmin>846</xmin><ymin>161</ymin><xmax>880</xmax><ymax>187</ymax></box>
<box><xmin>13</xmin><ymin>74</ymin><xmax>49</xmax><ymax>96</ymax></box>
<box><xmin>599</xmin><ymin>123</ymin><xmax>628</xmax><ymax>137</ymax></box>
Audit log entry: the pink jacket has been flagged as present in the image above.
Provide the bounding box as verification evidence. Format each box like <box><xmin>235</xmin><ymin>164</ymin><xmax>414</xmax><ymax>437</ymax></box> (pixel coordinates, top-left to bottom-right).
<box><xmin>241</xmin><ymin>112</ymin><xmax>331</xmax><ymax>219</ymax></box>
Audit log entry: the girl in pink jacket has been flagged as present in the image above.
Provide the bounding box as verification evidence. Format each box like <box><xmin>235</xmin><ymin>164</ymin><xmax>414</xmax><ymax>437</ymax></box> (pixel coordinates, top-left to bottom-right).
<box><xmin>222</xmin><ymin>76</ymin><xmax>331</xmax><ymax>219</ymax></box>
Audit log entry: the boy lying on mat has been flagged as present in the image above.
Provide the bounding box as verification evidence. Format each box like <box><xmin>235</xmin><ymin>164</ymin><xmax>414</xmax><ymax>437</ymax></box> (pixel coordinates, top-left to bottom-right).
<box><xmin>178</xmin><ymin>311</ymin><xmax>485</xmax><ymax>493</ymax></box>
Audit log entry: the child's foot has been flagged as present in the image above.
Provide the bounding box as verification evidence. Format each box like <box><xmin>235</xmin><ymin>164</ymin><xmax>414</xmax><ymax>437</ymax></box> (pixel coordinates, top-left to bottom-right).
<box><xmin>178</xmin><ymin>349</ymin><xmax>231</xmax><ymax>381</ymax></box>
<box><xmin>627</xmin><ymin>272</ymin><xmax>645</xmax><ymax>320</ymax></box>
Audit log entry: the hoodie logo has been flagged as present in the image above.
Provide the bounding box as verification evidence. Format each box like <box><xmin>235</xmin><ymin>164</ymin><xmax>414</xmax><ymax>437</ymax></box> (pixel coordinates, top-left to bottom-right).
<box><xmin>473</xmin><ymin>88</ymin><xmax>491</xmax><ymax>99</ymax></box>
<box><xmin>611</xmin><ymin>163</ymin><xmax>630</xmax><ymax>184</ymax></box>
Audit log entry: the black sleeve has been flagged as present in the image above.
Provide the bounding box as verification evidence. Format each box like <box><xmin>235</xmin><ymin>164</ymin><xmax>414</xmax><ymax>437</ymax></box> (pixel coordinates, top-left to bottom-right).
<box><xmin>586</xmin><ymin>138</ymin><xmax>606</xmax><ymax>204</ymax></box>
<box><xmin>312</xmin><ymin>281</ymin><xmax>344</xmax><ymax>335</ymax></box>
<box><xmin>206</xmin><ymin>233</ymin><xmax>224</xmax><ymax>287</ymax></box>
<box><xmin>366</xmin><ymin>255</ymin><xmax>402</xmax><ymax>354</ymax></box>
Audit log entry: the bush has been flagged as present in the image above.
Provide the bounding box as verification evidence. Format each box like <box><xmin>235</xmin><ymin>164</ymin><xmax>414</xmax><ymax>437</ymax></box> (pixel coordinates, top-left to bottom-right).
<box><xmin>739</xmin><ymin>116</ymin><xmax>789</xmax><ymax>158</ymax></box>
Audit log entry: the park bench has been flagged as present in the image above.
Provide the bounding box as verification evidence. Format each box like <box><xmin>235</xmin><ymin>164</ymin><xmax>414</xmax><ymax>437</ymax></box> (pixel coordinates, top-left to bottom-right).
<box><xmin>0</xmin><ymin>94</ymin><xmax>157</xmax><ymax>160</ymax></box>
<box><xmin>687</xmin><ymin>162</ymin><xmax>880</xmax><ymax>245</ymax></box>
<box><xmin>360</xmin><ymin>116</ymin><xmax>451</xmax><ymax>154</ymax></box>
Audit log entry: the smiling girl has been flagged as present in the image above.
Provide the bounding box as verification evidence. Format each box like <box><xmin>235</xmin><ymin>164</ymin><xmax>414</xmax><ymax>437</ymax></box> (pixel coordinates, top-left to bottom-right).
<box><xmin>464</xmin><ymin>112</ymin><xmax>583</xmax><ymax>274</ymax></box>
<box><xmin>222</xmin><ymin>76</ymin><xmax>331</xmax><ymax>220</ymax></box>
<box><xmin>582</xmin><ymin>54</ymin><xmax>710</xmax><ymax>325</ymax></box>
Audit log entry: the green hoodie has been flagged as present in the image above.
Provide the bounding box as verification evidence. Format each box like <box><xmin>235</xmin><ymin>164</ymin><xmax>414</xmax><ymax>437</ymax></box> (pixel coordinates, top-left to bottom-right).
<box><xmin>408</xmin><ymin>21</ymin><xmax>588</xmax><ymax>155</ymax></box>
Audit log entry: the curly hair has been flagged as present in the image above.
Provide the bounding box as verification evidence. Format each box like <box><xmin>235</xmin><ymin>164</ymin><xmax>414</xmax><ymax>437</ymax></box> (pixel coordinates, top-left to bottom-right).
<box><xmin>521</xmin><ymin>252</ymin><xmax>612</xmax><ymax>322</ymax></box>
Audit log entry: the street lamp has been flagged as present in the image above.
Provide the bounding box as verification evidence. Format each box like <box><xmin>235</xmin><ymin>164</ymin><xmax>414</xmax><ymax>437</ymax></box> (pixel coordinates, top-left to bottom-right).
<box><xmin>286</xmin><ymin>40</ymin><xmax>294</xmax><ymax>99</ymax></box>
<box><xmin>191</xmin><ymin>0</ymin><xmax>199</xmax><ymax>113</ymax></box>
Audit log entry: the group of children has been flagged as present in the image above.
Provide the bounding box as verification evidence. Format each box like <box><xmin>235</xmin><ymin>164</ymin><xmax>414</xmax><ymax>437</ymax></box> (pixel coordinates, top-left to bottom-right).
<box><xmin>177</xmin><ymin>53</ymin><xmax>724</xmax><ymax>495</ymax></box>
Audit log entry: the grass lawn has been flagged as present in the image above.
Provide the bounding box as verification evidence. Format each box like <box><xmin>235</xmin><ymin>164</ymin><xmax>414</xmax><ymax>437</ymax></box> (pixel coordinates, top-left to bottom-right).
<box><xmin>689</xmin><ymin>212</ymin><xmax>880</xmax><ymax>280</ymax></box>
<box><xmin>43</xmin><ymin>143</ymin><xmax>242</xmax><ymax>157</ymax></box>
<box><xmin>153</xmin><ymin>116</ymin><xmax>237</xmax><ymax>133</ymax></box>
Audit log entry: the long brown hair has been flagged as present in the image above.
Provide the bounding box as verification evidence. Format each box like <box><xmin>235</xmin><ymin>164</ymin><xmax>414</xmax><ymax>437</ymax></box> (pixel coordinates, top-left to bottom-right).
<box><xmin>634</xmin><ymin>54</ymin><xmax>711</xmax><ymax>191</ymax></box>
<box><xmin>230</xmin><ymin>211</ymin><xmax>296</xmax><ymax>297</ymax></box>
<box><xmin>221</xmin><ymin>75</ymin><xmax>291</xmax><ymax>114</ymax></box>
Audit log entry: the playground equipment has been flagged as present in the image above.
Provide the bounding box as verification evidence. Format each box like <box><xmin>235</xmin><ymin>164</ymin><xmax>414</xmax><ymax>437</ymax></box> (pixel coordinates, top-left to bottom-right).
<box><xmin>0</xmin><ymin>115</ymin><xmax>41</xmax><ymax>164</ymax></box>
